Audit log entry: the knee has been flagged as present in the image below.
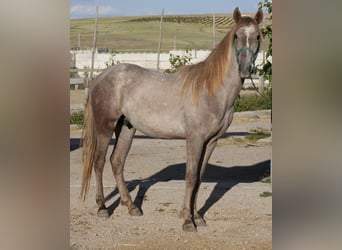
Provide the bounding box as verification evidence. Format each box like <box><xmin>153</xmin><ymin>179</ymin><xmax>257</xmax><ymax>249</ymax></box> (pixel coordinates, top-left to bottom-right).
<box><xmin>110</xmin><ymin>156</ymin><xmax>123</xmax><ymax>175</ymax></box>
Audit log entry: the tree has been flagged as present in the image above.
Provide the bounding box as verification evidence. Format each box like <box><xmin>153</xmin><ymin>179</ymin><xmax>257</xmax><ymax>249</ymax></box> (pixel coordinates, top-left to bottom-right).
<box><xmin>257</xmin><ymin>0</ymin><xmax>272</xmax><ymax>83</ymax></box>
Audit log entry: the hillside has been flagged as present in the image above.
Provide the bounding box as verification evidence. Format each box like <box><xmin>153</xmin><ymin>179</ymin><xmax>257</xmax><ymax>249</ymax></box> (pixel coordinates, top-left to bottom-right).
<box><xmin>70</xmin><ymin>14</ymin><xmax>269</xmax><ymax>52</ymax></box>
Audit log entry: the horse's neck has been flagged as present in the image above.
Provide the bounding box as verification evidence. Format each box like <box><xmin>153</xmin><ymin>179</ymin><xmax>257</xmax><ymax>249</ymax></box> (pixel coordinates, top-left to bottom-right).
<box><xmin>219</xmin><ymin>57</ymin><xmax>243</xmax><ymax>108</ymax></box>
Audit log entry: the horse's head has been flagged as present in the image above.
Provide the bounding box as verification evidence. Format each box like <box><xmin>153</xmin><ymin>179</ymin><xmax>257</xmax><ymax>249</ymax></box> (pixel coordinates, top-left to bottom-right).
<box><xmin>232</xmin><ymin>7</ymin><xmax>263</xmax><ymax>79</ymax></box>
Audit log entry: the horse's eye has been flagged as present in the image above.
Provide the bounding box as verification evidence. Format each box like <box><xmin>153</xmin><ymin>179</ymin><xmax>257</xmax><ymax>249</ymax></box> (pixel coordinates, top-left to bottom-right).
<box><xmin>234</xmin><ymin>34</ymin><xmax>238</xmax><ymax>40</ymax></box>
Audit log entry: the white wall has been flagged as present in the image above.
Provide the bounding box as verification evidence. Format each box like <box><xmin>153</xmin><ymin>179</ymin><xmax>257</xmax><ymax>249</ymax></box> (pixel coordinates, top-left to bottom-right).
<box><xmin>70</xmin><ymin>49</ymin><xmax>270</xmax><ymax>78</ymax></box>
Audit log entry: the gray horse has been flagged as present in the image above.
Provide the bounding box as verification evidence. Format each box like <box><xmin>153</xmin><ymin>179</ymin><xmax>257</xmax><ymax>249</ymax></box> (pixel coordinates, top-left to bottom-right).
<box><xmin>81</xmin><ymin>7</ymin><xmax>263</xmax><ymax>232</ymax></box>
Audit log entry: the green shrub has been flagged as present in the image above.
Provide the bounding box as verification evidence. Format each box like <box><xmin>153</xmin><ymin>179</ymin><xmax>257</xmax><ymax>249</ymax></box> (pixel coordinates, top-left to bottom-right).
<box><xmin>70</xmin><ymin>111</ymin><xmax>84</xmax><ymax>126</ymax></box>
<box><xmin>164</xmin><ymin>49</ymin><xmax>192</xmax><ymax>73</ymax></box>
<box><xmin>234</xmin><ymin>89</ymin><xmax>272</xmax><ymax>112</ymax></box>
<box><xmin>257</xmin><ymin>0</ymin><xmax>272</xmax><ymax>83</ymax></box>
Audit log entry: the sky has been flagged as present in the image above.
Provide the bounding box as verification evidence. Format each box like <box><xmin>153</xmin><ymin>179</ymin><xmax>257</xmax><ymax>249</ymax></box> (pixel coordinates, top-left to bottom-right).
<box><xmin>70</xmin><ymin>0</ymin><xmax>264</xmax><ymax>19</ymax></box>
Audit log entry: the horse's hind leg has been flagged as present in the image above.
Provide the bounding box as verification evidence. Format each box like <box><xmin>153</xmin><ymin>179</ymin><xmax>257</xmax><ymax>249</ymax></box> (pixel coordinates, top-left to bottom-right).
<box><xmin>110</xmin><ymin>119</ymin><xmax>142</xmax><ymax>216</ymax></box>
<box><xmin>94</xmin><ymin>127</ymin><xmax>114</xmax><ymax>218</ymax></box>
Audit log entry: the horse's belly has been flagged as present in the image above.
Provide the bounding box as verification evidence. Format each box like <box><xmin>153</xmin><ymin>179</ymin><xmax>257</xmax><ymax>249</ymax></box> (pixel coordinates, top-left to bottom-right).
<box><xmin>124</xmin><ymin>109</ymin><xmax>186</xmax><ymax>139</ymax></box>
<box><xmin>120</xmin><ymin>79</ymin><xmax>185</xmax><ymax>139</ymax></box>
<box><xmin>137</xmin><ymin>123</ymin><xmax>186</xmax><ymax>139</ymax></box>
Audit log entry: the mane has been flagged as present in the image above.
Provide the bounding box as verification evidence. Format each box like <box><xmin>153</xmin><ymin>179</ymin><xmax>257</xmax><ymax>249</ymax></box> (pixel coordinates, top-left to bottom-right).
<box><xmin>177</xmin><ymin>29</ymin><xmax>234</xmax><ymax>103</ymax></box>
<box><xmin>177</xmin><ymin>17</ymin><xmax>257</xmax><ymax>104</ymax></box>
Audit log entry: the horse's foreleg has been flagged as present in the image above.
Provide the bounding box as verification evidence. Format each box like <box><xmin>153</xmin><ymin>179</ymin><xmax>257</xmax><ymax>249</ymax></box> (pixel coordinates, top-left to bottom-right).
<box><xmin>181</xmin><ymin>138</ymin><xmax>205</xmax><ymax>232</ymax></box>
<box><xmin>94</xmin><ymin>131</ymin><xmax>113</xmax><ymax>218</ymax></box>
<box><xmin>110</xmin><ymin>124</ymin><xmax>142</xmax><ymax>216</ymax></box>
<box><xmin>193</xmin><ymin>139</ymin><xmax>218</xmax><ymax>227</ymax></box>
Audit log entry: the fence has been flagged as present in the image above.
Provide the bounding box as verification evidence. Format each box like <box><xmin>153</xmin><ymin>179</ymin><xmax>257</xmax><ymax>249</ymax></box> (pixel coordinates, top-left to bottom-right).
<box><xmin>70</xmin><ymin>49</ymin><xmax>271</xmax><ymax>89</ymax></box>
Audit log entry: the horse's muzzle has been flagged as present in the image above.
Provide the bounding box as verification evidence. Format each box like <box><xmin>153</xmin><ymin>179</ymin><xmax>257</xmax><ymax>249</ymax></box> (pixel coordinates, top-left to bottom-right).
<box><xmin>239</xmin><ymin>63</ymin><xmax>253</xmax><ymax>78</ymax></box>
<box><xmin>235</xmin><ymin>46</ymin><xmax>258</xmax><ymax>79</ymax></box>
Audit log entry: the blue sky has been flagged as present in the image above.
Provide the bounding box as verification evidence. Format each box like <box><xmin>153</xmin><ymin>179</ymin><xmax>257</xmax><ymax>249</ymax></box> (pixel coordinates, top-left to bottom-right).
<box><xmin>70</xmin><ymin>0</ymin><xmax>263</xmax><ymax>19</ymax></box>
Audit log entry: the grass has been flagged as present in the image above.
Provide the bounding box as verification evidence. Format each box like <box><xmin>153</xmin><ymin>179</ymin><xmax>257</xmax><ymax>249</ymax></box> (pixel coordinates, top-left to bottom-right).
<box><xmin>260</xmin><ymin>176</ymin><xmax>271</xmax><ymax>183</ymax></box>
<box><xmin>70</xmin><ymin>14</ymin><xmax>270</xmax><ymax>52</ymax></box>
<box><xmin>246</xmin><ymin>128</ymin><xmax>271</xmax><ymax>142</ymax></box>
<box><xmin>260</xmin><ymin>191</ymin><xmax>272</xmax><ymax>197</ymax></box>
<box><xmin>234</xmin><ymin>89</ymin><xmax>272</xmax><ymax>112</ymax></box>
<box><xmin>217</xmin><ymin>127</ymin><xmax>271</xmax><ymax>147</ymax></box>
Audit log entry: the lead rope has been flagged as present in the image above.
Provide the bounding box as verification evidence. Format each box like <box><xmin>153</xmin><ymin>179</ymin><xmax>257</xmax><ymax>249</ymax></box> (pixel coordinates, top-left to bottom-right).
<box><xmin>250</xmin><ymin>75</ymin><xmax>265</xmax><ymax>96</ymax></box>
<box><xmin>238</xmin><ymin>76</ymin><xmax>264</xmax><ymax>98</ymax></box>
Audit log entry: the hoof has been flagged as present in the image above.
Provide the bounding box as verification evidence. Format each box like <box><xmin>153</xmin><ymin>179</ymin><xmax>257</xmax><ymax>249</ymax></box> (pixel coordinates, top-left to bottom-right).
<box><xmin>97</xmin><ymin>208</ymin><xmax>109</xmax><ymax>218</ymax></box>
<box><xmin>182</xmin><ymin>219</ymin><xmax>197</xmax><ymax>232</ymax></box>
<box><xmin>194</xmin><ymin>214</ymin><xmax>207</xmax><ymax>227</ymax></box>
<box><xmin>194</xmin><ymin>217</ymin><xmax>207</xmax><ymax>227</ymax></box>
<box><xmin>129</xmin><ymin>207</ymin><xmax>143</xmax><ymax>216</ymax></box>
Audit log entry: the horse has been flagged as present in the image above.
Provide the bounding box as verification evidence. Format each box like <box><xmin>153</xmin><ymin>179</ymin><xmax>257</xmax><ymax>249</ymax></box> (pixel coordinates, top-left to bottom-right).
<box><xmin>81</xmin><ymin>7</ymin><xmax>263</xmax><ymax>232</ymax></box>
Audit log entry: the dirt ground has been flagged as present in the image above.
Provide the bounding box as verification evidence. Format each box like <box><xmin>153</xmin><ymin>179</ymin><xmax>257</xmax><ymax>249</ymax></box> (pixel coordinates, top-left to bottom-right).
<box><xmin>70</xmin><ymin>90</ymin><xmax>272</xmax><ymax>249</ymax></box>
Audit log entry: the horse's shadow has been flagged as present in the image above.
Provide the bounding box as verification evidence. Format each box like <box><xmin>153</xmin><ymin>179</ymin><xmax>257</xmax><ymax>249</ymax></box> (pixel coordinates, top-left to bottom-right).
<box><xmin>104</xmin><ymin>159</ymin><xmax>270</xmax><ymax>217</ymax></box>
<box><xmin>70</xmin><ymin>135</ymin><xmax>269</xmax><ymax>216</ymax></box>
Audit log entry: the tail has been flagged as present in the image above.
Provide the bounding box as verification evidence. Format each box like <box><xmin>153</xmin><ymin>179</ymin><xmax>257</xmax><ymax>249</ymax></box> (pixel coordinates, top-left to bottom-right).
<box><xmin>80</xmin><ymin>99</ymin><xmax>97</xmax><ymax>201</ymax></box>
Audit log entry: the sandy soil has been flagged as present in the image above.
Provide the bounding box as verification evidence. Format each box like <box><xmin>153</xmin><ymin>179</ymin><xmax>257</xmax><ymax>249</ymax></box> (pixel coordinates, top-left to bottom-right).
<box><xmin>70</xmin><ymin>90</ymin><xmax>272</xmax><ymax>249</ymax></box>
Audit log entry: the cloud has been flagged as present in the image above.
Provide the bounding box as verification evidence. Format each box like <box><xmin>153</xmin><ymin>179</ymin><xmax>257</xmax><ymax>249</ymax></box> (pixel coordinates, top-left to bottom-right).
<box><xmin>100</xmin><ymin>6</ymin><xmax>120</xmax><ymax>15</ymax></box>
<box><xmin>70</xmin><ymin>4</ymin><xmax>119</xmax><ymax>18</ymax></box>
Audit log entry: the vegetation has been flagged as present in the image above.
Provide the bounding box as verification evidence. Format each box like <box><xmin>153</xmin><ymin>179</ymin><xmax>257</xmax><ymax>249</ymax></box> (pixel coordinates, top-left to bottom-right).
<box><xmin>246</xmin><ymin>127</ymin><xmax>271</xmax><ymax>142</ymax></box>
<box><xmin>217</xmin><ymin>127</ymin><xmax>271</xmax><ymax>148</ymax></box>
<box><xmin>260</xmin><ymin>176</ymin><xmax>271</xmax><ymax>183</ymax></box>
<box><xmin>234</xmin><ymin>87</ymin><xmax>272</xmax><ymax>112</ymax></box>
<box><xmin>104</xmin><ymin>51</ymin><xmax>120</xmax><ymax>68</ymax></box>
<box><xmin>260</xmin><ymin>191</ymin><xmax>272</xmax><ymax>197</ymax></box>
<box><xmin>257</xmin><ymin>0</ymin><xmax>272</xmax><ymax>83</ymax></box>
<box><xmin>70</xmin><ymin>111</ymin><xmax>84</xmax><ymax>126</ymax></box>
<box><xmin>70</xmin><ymin>14</ymin><xmax>270</xmax><ymax>52</ymax></box>
<box><xmin>164</xmin><ymin>49</ymin><xmax>192</xmax><ymax>73</ymax></box>
<box><xmin>130</xmin><ymin>15</ymin><xmax>235</xmax><ymax>27</ymax></box>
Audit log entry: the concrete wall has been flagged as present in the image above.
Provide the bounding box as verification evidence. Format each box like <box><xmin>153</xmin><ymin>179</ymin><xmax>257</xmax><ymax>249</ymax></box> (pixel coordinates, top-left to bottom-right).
<box><xmin>70</xmin><ymin>49</ymin><xmax>270</xmax><ymax>78</ymax></box>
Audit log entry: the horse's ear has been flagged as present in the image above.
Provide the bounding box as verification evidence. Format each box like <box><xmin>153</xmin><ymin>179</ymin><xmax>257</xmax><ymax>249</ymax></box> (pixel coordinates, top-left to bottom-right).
<box><xmin>233</xmin><ymin>7</ymin><xmax>241</xmax><ymax>23</ymax></box>
<box><xmin>254</xmin><ymin>8</ymin><xmax>263</xmax><ymax>24</ymax></box>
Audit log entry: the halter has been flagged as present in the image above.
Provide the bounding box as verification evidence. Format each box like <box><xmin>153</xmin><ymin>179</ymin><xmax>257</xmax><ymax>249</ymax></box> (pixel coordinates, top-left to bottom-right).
<box><xmin>234</xmin><ymin>38</ymin><xmax>260</xmax><ymax>73</ymax></box>
<box><xmin>234</xmin><ymin>38</ymin><xmax>264</xmax><ymax>96</ymax></box>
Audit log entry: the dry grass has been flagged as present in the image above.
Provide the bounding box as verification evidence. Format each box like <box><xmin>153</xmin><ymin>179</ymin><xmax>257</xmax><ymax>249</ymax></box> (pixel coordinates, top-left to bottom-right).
<box><xmin>218</xmin><ymin>127</ymin><xmax>271</xmax><ymax>147</ymax></box>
